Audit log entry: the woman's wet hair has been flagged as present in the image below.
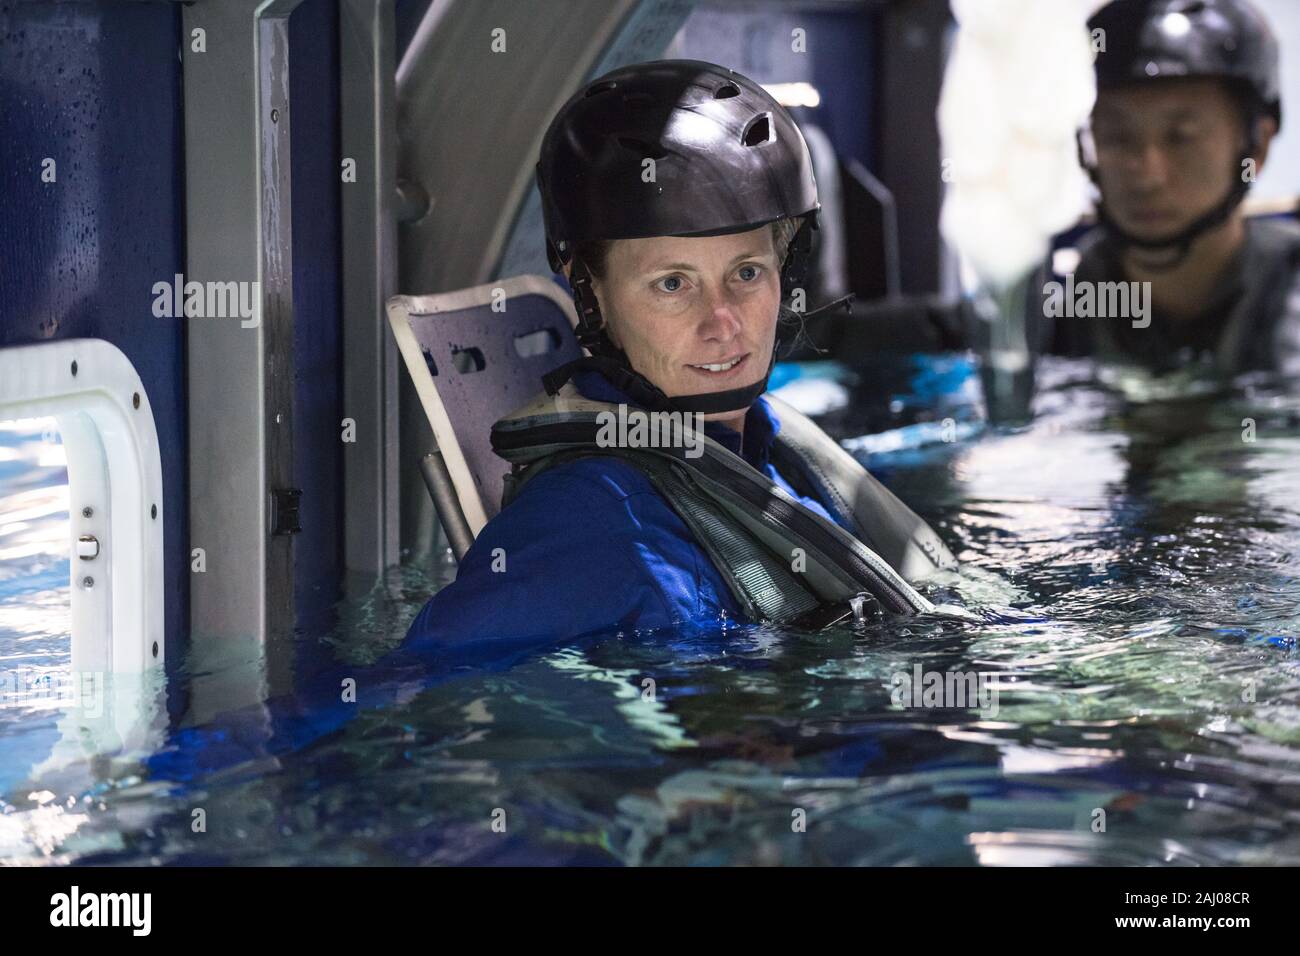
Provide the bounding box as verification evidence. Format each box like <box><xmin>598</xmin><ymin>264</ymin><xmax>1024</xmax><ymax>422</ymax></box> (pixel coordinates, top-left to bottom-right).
<box><xmin>574</xmin><ymin>217</ymin><xmax>801</xmax><ymax>281</ymax></box>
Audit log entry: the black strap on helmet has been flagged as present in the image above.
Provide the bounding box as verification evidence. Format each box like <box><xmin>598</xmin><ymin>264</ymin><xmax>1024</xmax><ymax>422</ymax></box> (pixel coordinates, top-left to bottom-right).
<box><xmin>564</xmin><ymin>256</ymin><xmax>609</xmax><ymax>356</ymax></box>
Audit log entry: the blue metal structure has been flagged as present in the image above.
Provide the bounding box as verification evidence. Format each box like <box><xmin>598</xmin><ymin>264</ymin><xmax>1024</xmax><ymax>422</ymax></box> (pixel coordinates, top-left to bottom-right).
<box><xmin>288</xmin><ymin>0</ymin><xmax>345</xmax><ymax>634</ymax></box>
<box><xmin>0</xmin><ymin>1</ymin><xmax>189</xmax><ymax>674</ymax></box>
<box><xmin>0</xmin><ymin>0</ymin><xmax>907</xmax><ymax>712</ymax></box>
<box><xmin>0</xmin><ymin>0</ymin><xmax>352</xmax><ymax>695</ymax></box>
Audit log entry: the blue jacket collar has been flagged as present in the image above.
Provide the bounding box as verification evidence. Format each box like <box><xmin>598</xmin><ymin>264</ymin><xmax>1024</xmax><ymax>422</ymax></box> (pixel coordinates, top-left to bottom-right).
<box><xmin>570</xmin><ymin>368</ymin><xmax>780</xmax><ymax>471</ymax></box>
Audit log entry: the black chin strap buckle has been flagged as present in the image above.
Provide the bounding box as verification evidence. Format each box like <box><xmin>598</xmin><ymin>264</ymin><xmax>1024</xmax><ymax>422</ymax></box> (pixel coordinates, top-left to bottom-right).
<box><xmin>566</xmin><ymin>258</ymin><xmax>606</xmax><ymax>354</ymax></box>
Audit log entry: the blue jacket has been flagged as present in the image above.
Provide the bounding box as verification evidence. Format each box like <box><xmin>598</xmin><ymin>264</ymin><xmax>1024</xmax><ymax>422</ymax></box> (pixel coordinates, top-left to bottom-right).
<box><xmin>400</xmin><ymin>370</ymin><xmax>849</xmax><ymax>659</ymax></box>
<box><xmin>145</xmin><ymin>372</ymin><xmax>852</xmax><ymax>783</ymax></box>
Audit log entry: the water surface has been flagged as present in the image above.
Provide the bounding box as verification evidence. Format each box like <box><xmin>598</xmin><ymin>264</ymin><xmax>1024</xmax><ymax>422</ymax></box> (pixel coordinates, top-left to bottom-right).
<box><xmin>2</xmin><ymin>358</ymin><xmax>1298</xmax><ymax>865</ymax></box>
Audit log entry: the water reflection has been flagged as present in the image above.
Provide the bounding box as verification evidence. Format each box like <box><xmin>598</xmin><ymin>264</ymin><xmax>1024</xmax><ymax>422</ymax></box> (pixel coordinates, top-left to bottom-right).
<box><xmin>1</xmin><ymin>358</ymin><xmax>1298</xmax><ymax>865</ymax></box>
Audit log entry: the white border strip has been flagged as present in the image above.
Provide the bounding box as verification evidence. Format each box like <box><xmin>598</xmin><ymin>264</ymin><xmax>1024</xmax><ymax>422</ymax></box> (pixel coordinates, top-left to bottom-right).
<box><xmin>0</xmin><ymin>338</ymin><xmax>165</xmax><ymax>673</ymax></box>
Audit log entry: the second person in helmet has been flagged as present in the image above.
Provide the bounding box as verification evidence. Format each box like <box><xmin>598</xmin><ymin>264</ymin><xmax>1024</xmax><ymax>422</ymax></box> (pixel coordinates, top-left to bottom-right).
<box><xmin>808</xmin><ymin>0</ymin><xmax>1297</xmax><ymax>411</ymax></box>
<box><xmin>1047</xmin><ymin>0</ymin><xmax>1298</xmax><ymax>375</ymax></box>
<box><xmin>401</xmin><ymin>60</ymin><xmax>957</xmax><ymax>659</ymax></box>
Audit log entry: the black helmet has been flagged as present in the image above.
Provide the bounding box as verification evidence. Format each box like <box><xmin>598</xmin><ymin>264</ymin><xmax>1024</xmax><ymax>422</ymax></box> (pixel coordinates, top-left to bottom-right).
<box><xmin>1089</xmin><ymin>0</ymin><xmax>1281</xmax><ymax>130</ymax></box>
<box><xmin>1082</xmin><ymin>0</ymin><xmax>1283</xmax><ymax>264</ymax></box>
<box><xmin>538</xmin><ymin>61</ymin><xmax>820</xmax><ymax>339</ymax></box>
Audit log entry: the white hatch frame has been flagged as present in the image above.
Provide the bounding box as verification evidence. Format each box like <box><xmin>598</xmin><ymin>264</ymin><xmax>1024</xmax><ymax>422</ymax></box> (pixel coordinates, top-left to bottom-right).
<box><xmin>0</xmin><ymin>338</ymin><xmax>165</xmax><ymax>673</ymax></box>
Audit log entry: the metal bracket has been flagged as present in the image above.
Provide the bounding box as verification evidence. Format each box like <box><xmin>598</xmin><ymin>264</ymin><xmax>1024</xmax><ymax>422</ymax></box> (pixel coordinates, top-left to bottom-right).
<box><xmin>270</xmin><ymin>488</ymin><xmax>303</xmax><ymax>536</ymax></box>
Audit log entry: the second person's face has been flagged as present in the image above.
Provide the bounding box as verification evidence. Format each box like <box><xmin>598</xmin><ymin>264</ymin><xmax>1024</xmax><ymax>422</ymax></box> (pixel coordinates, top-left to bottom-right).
<box><xmin>1090</xmin><ymin>77</ymin><xmax>1251</xmax><ymax>243</ymax></box>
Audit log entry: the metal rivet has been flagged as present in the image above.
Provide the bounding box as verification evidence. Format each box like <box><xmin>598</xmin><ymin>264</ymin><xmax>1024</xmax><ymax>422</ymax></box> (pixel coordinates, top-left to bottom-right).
<box><xmin>82</xmin><ymin>506</ymin><xmax>93</xmax><ymax>518</ymax></box>
<box><xmin>132</xmin><ymin>392</ymin><xmax>140</xmax><ymax>409</ymax></box>
<box><xmin>151</xmin><ymin>504</ymin><xmax>157</xmax><ymax>519</ymax></box>
<box><xmin>152</xmin><ymin>642</ymin><xmax>159</xmax><ymax>658</ymax></box>
<box><xmin>82</xmin><ymin>576</ymin><xmax>94</xmax><ymax>589</ymax></box>
<box><xmin>71</xmin><ymin>360</ymin><xmax>78</xmax><ymax>376</ymax></box>
<box><xmin>271</xmin><ymin>108</ymin><xmax>279</xmax><ymax>123</ymax></box>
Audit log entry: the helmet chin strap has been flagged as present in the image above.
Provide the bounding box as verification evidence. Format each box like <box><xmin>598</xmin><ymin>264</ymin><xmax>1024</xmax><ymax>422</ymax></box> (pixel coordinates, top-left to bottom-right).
<box><xmin>543</xmin><ymin>293</ymin><xmax>856</xmax><ymax>416</ymax></box>
<box><xmin>542</xmin><ymin>347</ymin><xmax>777</xmax><ymax>415</ymax></box>
<box><xmin>566</xmin><ymin>257</ymin><xmax>609</xmax><ymax>355</ymax></box>
<box><xmin>1093</xmin><ymin>172</ymin><xmax>1251</xmax><ymax>273</ymax></box>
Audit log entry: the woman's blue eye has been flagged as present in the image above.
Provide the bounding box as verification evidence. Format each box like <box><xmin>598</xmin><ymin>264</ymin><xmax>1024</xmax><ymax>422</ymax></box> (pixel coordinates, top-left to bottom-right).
<box><xmin>737</xmin><ymin>265</ymin><xmax>760</xmax><ymax>281</ymax></box>
<box><xmin>658</xmin><ymin>275</ymin><xmax>683</xmax><ymax>293</ymax></box>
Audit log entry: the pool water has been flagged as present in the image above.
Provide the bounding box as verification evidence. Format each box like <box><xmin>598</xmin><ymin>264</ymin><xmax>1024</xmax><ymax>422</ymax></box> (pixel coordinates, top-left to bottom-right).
<box><xmin>2</xmin><ymin>356</ymin><xmax>1299</xmax><ymax>865</ymax></box>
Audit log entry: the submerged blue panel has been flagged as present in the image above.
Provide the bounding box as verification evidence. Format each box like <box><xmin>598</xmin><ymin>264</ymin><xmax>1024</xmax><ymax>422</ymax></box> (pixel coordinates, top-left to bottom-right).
<box><xmin>0</xmin><ymin>3</ymin><xmax>188</xmax><ymax>681</ymax></box>
<box><xmin>289</xmin><ymin>0</ymin><xmax>343</xmax><ymax>635</ymax></box>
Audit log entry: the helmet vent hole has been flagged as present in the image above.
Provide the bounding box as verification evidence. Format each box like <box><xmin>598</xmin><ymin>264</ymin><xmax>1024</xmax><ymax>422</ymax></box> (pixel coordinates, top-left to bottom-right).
<box><xmin>714</xmin><ymin>82</ymin><xmax>741</xmax><ymax>99</ymax></box>
<box><xmin>585</xmin><ymin>80</ymin><xmax>618</xmax><ymax>97</ymax></box>
<box><xmin>617</xmin><ymin>136</ymin><xmax>668</xmax><ymax>160</ymax></box>
<box><xmin>742</xmin><ymin>112</ymin><xmax>773</xmax><ymax>147</ymax></box>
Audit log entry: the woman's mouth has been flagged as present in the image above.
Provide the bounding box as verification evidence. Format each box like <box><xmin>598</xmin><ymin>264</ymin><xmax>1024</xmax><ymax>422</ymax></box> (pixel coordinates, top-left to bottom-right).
<box><xmin>686</xmin><ymin>353</ymin><xmax>750</xmax><ymax>379</ymax></box>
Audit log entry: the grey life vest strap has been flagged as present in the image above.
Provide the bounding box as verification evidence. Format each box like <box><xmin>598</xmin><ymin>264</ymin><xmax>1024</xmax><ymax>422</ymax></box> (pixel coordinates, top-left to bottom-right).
<box><xmin>648</xmin><ymin>459</ymin><xmax>823</xmax><ymax>623</ymax></box>
<box><xmin>492</xmin><ymin>385</ymin><xmax>945</xmax><ymax>617</ymax></box>
<box><xmin>764</xmin><ymin>393</ymin><xmax>957</xmax><ymax>579</ymax></box>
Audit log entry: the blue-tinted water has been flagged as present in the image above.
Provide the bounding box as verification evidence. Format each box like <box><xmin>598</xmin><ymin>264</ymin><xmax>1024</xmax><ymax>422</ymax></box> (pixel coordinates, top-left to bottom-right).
<box><xmin>2</xmin><ymin>357</ymin><xmax>1299</xmax><ymax>865</ymax></box>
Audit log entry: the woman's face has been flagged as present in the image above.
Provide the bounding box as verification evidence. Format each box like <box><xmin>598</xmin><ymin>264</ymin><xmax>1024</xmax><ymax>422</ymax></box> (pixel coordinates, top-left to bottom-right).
<box><xmin>590</xmin><ymin>225</ymin><xmax>782</xmax><ymax>416</ymax></box>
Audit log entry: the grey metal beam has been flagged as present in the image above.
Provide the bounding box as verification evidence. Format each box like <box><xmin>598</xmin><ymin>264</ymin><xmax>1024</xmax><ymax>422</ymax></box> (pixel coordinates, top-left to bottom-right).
<box><xmin>340</xmin><ymin>0</ymin><xmax>401</xmax><ymax>574</ymax></box>
<box><xmin>182</xmin><ymin>0</ymin><xmax>303</xmax><ymax>718</ymax></box>
<box><xmin>258</xmin><ymin>5</ymin><xmax>298</xmax><ymax>647</ymax></box>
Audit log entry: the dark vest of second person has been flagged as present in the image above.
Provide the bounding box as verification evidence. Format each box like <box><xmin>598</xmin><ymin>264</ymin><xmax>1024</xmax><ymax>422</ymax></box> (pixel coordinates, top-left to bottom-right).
<box><xmin>1044</xmin><ymin>218</ymin><xmax>1300</xmax><ymax>376</ymax></box>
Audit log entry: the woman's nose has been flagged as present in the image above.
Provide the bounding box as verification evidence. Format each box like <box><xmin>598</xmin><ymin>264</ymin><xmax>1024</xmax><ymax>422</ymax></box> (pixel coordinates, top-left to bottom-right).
<box><xmin>697</xmin><ymin>285</ymin><xmax>743</xmax><ymax>340</ymax></box>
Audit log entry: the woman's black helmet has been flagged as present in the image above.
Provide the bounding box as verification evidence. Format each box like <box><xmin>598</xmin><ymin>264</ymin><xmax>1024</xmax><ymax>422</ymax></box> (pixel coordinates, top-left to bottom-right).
<box><xmin>537</xmin><ymin>59</ymin><xmax>821</xmax><ymax>355</ymax></box>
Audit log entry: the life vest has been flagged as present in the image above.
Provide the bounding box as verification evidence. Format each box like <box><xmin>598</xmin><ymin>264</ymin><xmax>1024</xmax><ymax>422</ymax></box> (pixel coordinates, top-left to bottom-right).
<box><xmin>489</xmin><ymin>383</ymin><xmax>958</xmax><ymax>626</ymax></box>
<box><xmin>1080</xmin><ymin>218</ymin><xmax>1300</xmax><ymax>375</ymax></box>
